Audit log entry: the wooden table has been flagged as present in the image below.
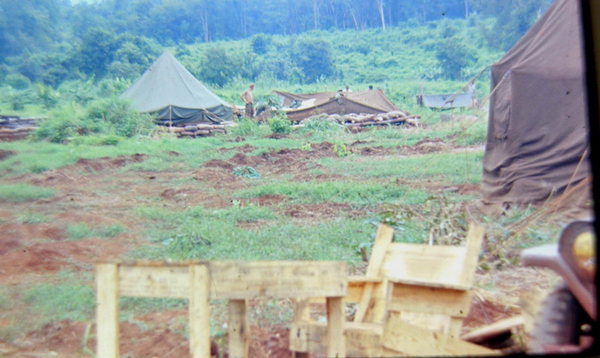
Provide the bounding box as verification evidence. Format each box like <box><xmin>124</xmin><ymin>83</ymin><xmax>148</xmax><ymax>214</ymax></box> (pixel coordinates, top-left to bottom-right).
<box><xmin>96</xmin><ymin>260</ymin><xmax>347</xmax><ymax>358</ymax></box>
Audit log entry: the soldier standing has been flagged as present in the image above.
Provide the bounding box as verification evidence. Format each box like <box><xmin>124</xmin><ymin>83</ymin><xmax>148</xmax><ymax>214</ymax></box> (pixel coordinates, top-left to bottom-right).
<box><xmin>240</xmin><ymin>83</ymin><xmax>255</xmax><ymax>118</ymax></box>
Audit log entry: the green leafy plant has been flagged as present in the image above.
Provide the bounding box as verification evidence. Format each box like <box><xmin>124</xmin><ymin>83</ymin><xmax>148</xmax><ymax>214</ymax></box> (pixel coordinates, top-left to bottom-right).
<box><xmin>333</xmin><ymin>140</ymin><xmax>351</xmax><ymax>157</ymax></box>
<box><xmin>232</xmin><ymin>166</ymin><xmax>262</xmax><ymax>179</ymax></box>
<box><xmin>231</xmin><ymin>118</ymin><xmax>261</xmax><ymax>137</ymax></box>
<box><xmin>267</xmin><ymin>114</ymin><xmax>292</xmax><ymax>134</ymax></box>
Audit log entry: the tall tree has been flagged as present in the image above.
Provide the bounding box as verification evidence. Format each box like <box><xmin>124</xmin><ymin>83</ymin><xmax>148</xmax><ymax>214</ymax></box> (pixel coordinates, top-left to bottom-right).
<box><xmin>376</xmin><ymin>0</ymin><xmax>386</xmax><ymax>31</ymax></box>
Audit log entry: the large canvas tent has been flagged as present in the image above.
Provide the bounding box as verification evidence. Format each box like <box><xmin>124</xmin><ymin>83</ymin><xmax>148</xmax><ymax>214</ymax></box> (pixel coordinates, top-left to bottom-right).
<box><xmin>273</xmin><ymin>90</ymin><xmax>398</xmax><ymax>122</ymax></box>
<box><xmin>121</xmin><ymin>51</ymin><xmax>233</xmax><ymax>125</ymax></box>
<box><xmin>482</xmin><ymin>0</ymin><xmax>590</xmax><ymax>205</ymax></box>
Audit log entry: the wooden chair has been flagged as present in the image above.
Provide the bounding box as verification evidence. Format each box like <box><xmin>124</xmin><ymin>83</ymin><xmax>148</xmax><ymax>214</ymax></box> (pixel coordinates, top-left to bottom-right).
<box><xmin>289</xmin><ymin>223</ymin><xmax>497</xmax><ymax>357</ymax></box>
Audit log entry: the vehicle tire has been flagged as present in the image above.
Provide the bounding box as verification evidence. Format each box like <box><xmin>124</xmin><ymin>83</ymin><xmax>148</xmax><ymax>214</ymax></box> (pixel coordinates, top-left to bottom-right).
<box><xmin>528</xmin><ymin>283</ymin><xmax>581</xmax><ymax>353</ymax></box>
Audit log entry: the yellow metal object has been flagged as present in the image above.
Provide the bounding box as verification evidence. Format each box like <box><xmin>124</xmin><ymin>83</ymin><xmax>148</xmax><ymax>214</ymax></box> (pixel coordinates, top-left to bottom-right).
<box><xmin>573</xmin><ymin>232</ymin><xmax>596</xmax><ymax>277</ymax></box>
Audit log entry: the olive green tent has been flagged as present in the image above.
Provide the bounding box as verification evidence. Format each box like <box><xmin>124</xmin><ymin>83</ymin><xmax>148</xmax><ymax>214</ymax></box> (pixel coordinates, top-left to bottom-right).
<box><xmin>121</xmin><ymin>51</ymin><xmax>233</xmax><ymax>125</ymax></box>
<box><xmin>482</xmin><ymin>0</ymin><xmax>590</xmax><ymax>205</ymax></box>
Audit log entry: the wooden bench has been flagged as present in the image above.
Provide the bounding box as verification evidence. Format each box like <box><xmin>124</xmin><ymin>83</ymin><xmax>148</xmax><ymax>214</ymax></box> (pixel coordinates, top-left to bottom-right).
<box><xmin>290</xmin><ymin>223</ymin><xmax>497</xmax><ymax>357</ymax></box>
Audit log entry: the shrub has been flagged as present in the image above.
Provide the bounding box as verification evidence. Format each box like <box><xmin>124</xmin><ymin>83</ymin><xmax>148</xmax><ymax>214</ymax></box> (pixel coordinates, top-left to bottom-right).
<box><xmin>84</xmin><ymin>97</ymin><xmax>155</xmax><ymax>137</ymax></box>
<box><xmin>300</xmin><ymin>117</ymin><xmax>343</xmax><ymax>133</ymax></box>
<box><xmin>5</xmin><ymin>73</ymin><xmax>31</xmax><ymax>90</ymax></box>
<box><xmin>231</xmin><ymin>118</ymin><xmax>261</xmax><ymax>137</ymax></box>
<box><xmin>33</xmin><ymin>103</ymin><xmax>84</xmax><ymax>143</ymax></box>
<box><xmin>267</xmin><ymin>114</ymin><xmax>292</xmax><ymax>134</ymax></box>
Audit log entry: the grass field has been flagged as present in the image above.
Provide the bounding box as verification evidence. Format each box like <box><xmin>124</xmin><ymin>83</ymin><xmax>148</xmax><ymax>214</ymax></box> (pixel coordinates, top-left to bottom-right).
<box><xmin>0</xmin><ymin>112</ymin><xmax>576</xmax><ymax>356</ymax></box>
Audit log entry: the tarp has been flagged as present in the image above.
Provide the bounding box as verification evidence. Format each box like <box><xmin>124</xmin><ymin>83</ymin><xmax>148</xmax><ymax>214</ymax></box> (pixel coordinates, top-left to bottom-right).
<box><xmin>420</xmin><ymin>91</ymin><xmax>474</xmax><ymax>109</ymax></box>
<box><xmin>121</xmin><ymin>51</ymin><xmax>233</xmax><ymax>125</ymax></box>
<box><xmin>482</xmin><ymin>0</ymin><xmax>590</xmax><ymax>205</ymax></box>
<box><xmin>273</xmin><ymin>90</ymin><xmax>399</xmax><ymax>122</ymax></box>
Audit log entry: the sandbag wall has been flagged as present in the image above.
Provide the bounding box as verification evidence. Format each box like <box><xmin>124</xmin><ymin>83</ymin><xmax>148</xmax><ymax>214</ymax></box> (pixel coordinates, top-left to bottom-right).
<box><xmin>0</xmin><ymin>117</ymin><xmax>39</xmax><ymax>141</ymax></box>
<box><xmin>298</xmin><ymin>110</ymin><xmax>420</xmax><ymax>131</ymax></box>
<box><xmin>167</xmin><ymin>123</ymin><xmax>228</xmax><ymax>138</ymax></box>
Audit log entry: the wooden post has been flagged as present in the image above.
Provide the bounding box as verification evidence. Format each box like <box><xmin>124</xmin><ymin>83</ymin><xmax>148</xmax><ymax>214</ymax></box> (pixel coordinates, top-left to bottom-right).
<box><xmin>293</xmin><ymin>298</ymin><xmax>311</xmax><ymax>358</ymax></box>
<box><xmin>96</xmin><ymin>264</ymin><xmax>119</xmax><ymax>358</ymax></box>
<box><xmin>229</xmin><ymin>299</ymin><xmax>249</xmax><ymax>358</ymax></box>
<box><xmin>189</xmin><ymin>265</ymin><xmax>211</xmax><ymax>358</ymax></box>
<box><xmin>354</xmin><ymin>224</ymin><xmax>394</xmax><ymax>322</ymax></box>
<box><xmin>326</xmin><ymin>297</ymin><xmax>345</xmax><ymax>358</ymax></box>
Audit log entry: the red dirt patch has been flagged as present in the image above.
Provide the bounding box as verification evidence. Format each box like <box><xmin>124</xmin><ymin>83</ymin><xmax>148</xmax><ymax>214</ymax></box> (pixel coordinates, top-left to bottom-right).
<box><xmin>0</xmin><ymin>238</ymin><xmax>131</xmax><ymax>283</ymax></box>
<box><xmin>220</xmin><ymin>144</ymin><xmax>256</xmax><ymax>153</ymax></box>
<box><xmin>462</xmin><ymin>297</ymin><xmax>520</xmax><ymax>333</ymax></box>
<box><xmin>399</xmin><ymin>138</ymin><xmax>448</xmax><ymax>155</ymax></box>
<box><xmin>17</xmin><ymin>320</ymin><xmax>290</xmax><ymax>358</ymax></box>
<box><xmin>0</xmin><ymin>149</ymin><xmax>16</xmax><ymax>160</ymax></box>
<box><xmin>74</xmin><ymin>154</ymin><xmax>146</xmax><ymax>172</ymax></box>
<box><xmin>204</xmin><ymin>159</ymin><xmax>236</xmax><ymax>171</ymax></box>
<box><xmin>0</xmin><ymin>223</ymin><xmax>65</xmax><ymax>255</ymax></box>
<box><xmin>248</xmin><ymin>194</ymin><xmax>288</xmax><ymax>206</ymax></box>
<box><xmin>284</xmin><ymin>203</ymin><xmax>366</xmax><ymax>220</ymax></box>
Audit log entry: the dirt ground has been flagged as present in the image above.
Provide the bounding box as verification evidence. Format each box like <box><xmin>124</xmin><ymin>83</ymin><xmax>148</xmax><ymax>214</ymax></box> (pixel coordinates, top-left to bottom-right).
<box><xmin>0</xmin><ymin>139</ymin><xmax>572</xmax><ymax>357</ymax></box>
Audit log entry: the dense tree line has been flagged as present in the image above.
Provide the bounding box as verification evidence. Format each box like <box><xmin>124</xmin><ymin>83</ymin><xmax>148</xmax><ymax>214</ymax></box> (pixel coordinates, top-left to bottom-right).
<box><xmin>0</xmin><ymin>0</ymin><xmax>552</xmax><ymax>88</ymax></box>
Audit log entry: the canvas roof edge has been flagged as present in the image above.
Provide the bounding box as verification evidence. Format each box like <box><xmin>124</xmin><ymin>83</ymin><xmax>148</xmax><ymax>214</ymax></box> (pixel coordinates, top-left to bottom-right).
<box><xmin>273</xmin><ymin>90</ymin><xmax>398</xmax><ymax>113</ymax></box>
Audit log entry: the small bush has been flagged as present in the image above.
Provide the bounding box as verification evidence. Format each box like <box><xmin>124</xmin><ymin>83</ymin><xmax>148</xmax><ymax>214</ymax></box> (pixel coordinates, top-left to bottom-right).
<box><xmin>333</xmin><ymin>140</ymin><xmax>351</xmax><ymax>157</ymax></box>
<box><xmin>0</xmin><ymin>184</ymin><xmax>55</xmax><ymax>202</ymax></box>
<box><xmin>267</xmin><ymin>114</ymin><xmax>292</xmax><ymax>134</ymax></box>
<box><xmin>300</xmin><ymin>117</ymin><xmax>343</xmax><ymax>133</ymax></box>
<box><xmin>231</xmin><ymin>118</ymin><xmax>261</xmax><ymax>137</ymax></box>
<box><xmin>33</xmin><ymin>103</ymin><xmax>84</xmax><ymax>143</ymax></box>
<box><xmin>5</xmin><ymin>73</ymin><xmax>31</xmax><ymax>90</ymax></box>
<box><xmin>84</xmin><ymin>97</ymin><xmax>155</xmax><ymax>137</ymax></box>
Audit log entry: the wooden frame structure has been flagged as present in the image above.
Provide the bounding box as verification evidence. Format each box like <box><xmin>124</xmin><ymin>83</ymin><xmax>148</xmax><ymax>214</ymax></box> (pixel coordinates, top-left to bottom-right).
<box><xmin>290</xmin><ymin>223</ymin><xmax>497</xmax><ymax>357</ymax></box>
<box><xmin>96</xmin><ymin>260</ymin><xmax>347</xmax><ymax>358</ymax></box>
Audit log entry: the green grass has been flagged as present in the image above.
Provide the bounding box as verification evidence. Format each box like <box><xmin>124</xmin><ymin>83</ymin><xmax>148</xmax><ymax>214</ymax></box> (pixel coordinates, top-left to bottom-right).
<box><xmin>67</xmin><ymin>223</ymin><xmax>126</xmax><ymax>240</ymax></box>
<box><xmin>235</xmin><ymin>180</ymin><xmax>431</xmax><ymax>206</ymax></box>
<box><xmin>18</xmin><ymin>211</ymin><xmax>49</xmax><ymax>224</ymax></box>
<box><xmin>319</xmin><ymin>151</ymin><xmax>484</xmax><ymax>184</ymax></box>
<box><xmin>0</xmin><ymin>184</ymin><xmax>55</xmax><ymax>202</ymax></box>
<box><xmin>24</xmin><ymin>283</ymin><xmax>95</xmax><ymax>323</ymax></box>
<box><xmin>132</xmin><ymin>203</ymin><xmax>376</xmax><ymax>263</ymax></box>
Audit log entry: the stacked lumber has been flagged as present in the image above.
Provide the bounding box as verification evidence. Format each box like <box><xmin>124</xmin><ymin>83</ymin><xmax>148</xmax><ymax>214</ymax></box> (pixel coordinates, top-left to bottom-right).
<box><xmin>0</xmin><ymin>116</ymin><xmax>42</xmax><ymax>141</ymax></box>
<box><xmin>300</xmin><ymin>111</ymin><xmax>420</xmax><ymax>129</ymax></box>
<box><xmin>166</xmin><ymin>123</ymin><xmax>231</xmax><ymax>138</ymax></box>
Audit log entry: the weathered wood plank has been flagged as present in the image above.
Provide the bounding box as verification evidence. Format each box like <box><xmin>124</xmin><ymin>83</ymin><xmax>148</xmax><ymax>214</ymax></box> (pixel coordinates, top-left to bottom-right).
<box><xmin>119</xmin><ymin>265</ymin><xmax>190</xmax><ymax>298</ymax></box>
<box><xmin>96</xmin><ymin>264</ymin><xmax>119</xmax><ymax>358</ymax></box>
<box><xmin>382</xmin><ymin>312</ymin><xmax>447</xmax><ymax>356</ymax></box>
<box><xmin>381</xmin><ymin>243</ymin><xmax>467</xmax><ymax>287</ymax></box>
<box><xmin>327</xmin><ymin>297</ymin><xmax>345</xmax><ymax>357</ymax></box>
<box><xmin>389</xmin><ymin>284</ymin><xmax>472</xmax><ymax>317</ymax></box>
<box><xmin>290</xmin><ymin>322</ymin><xmax>383</xmax><ymax>357</ymax></box>
<box><xmin>118</xmin><ymin>261</ymin><xmax>347</xmax><ymax>300</ymax></box>
<box><xmin>363</xmin><ymin>280</ymin><xmax>392</xmax><ymax>324</ymax></box>
<box><xmin>229</xmin><ymin>299</ymin><xmax>249</xmax><ymax>358</ymax></box>
<box><xmin>209</xmin><ymin>261</ymin><xmax>347</xmax><ymax>299</ymax></box>
<box><xmin>461</xmin><ymin>315</ymin><xmax>524</xmax><ymax>343</ymax></box>
<box><xmin>354</xmin><ymin>224</ymin><xmax>394</xmax><ymax>323</ymax></box>
<box><xmin>189</xmin><ymin>265</ymin><xmax>211</xmax><ymax>358</ymax></box>
<box><xmin>459</xmin><ymin>224</ymin><xmax>485</xmax><ymax>287</ymax></box>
